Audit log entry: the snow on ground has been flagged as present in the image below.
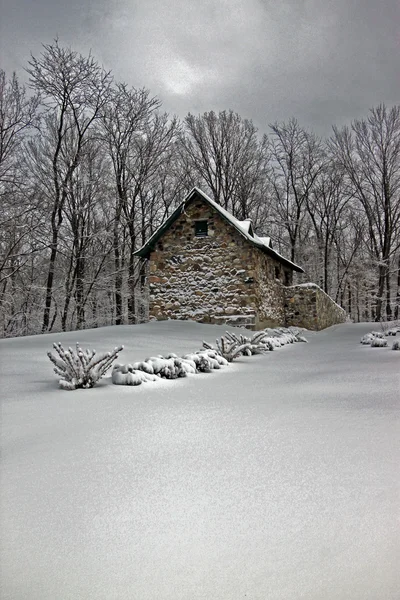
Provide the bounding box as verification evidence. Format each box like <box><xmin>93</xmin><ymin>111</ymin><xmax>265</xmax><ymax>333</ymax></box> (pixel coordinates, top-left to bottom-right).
<box><xmin>0</xmin><ymin>321</ymin><xmax>399</xmax><ymax>600</ymax></box>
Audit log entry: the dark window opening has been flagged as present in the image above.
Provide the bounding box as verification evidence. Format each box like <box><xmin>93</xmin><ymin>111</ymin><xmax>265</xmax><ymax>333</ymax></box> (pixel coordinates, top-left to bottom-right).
<box><xmin>275</xmin><ymin>266</ymin><xmax>281</xmax><ymax>279</ymax></box>
<box><xmin>195</xmin><ymin>220</ymin><xmax>208</xmax><ymax>237</ymax></box>
<box><xmin>284</xmin><ymin>270</ymin><xmax>291</xmax><ymax>286</ymax></box>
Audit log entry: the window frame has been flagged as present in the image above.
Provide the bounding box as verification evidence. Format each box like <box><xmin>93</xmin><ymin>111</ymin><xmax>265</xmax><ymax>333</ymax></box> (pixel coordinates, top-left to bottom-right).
<box><xmin>194</xmin><ymin>220</ymin><xmax>208</xmax><ymax>238</ymax></box>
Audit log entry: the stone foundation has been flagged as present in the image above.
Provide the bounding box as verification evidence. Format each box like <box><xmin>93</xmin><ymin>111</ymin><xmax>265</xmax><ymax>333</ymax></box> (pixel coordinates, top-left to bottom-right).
<box><xmin>284</xmin><ymin>283</ymin><xmax>347</xmax><ymax>330</ymax></box>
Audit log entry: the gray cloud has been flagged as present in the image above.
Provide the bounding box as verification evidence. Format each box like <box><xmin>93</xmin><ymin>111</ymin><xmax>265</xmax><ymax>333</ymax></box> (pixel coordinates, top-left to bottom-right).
<box><xmin>1</xmin><ymin>0</ymin><xmax>399</xmax><ymax>135</ymax></box>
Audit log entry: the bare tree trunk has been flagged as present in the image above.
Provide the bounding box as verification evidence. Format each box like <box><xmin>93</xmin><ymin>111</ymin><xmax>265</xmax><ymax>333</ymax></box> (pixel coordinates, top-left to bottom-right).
<box><xmin>42</xmin><ymin>234</ymin><xmax>59</xmax><ymax>332</ymax></box>
<box><xmin>375</xmin><ymin>265</ymin><xmax>386</xmax><ymax>321</ymax></box>
<box><xmin>75</xmin><ymin>255</ymin><xmax>85</xmax><ymax>329</ymax></box>
<box><xmin>385</xmin><ymin>268</ymin><xmax>392</xmax><ymax>321</ymax></box>
<box><xmin>347</xmin><ymin>282</ymin><xmax>352</xmax><ymax>317</ymax></box>
<box><xmin>395</xmin><ymin>255</ymin><xmax>400</xmax><ymax>320</ymax></box>
<box><xmin>61</xmin><ymin>254</ymin><xmax>76</xmax><ymax>331</ymax></box>
<box><xmin>113</xmin><ymin>223</ymin><xmax>123</xmax><ymax>325</ymax></box>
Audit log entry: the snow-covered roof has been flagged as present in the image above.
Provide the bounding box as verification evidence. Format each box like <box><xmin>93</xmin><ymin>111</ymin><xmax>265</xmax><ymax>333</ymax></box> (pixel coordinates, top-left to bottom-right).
<box><xmin>236</xmin><ymin>219</ymin><xmax>254</xmax><ymax>236</ymax></box>
<box><xmin>257</xmin><ymin>236</ymin><xmax>271</xmax><ymax>248</ymax></box>
<box><xmin>134</xmin><ymin>187</ymin><xmax>304</xmax><ymax>273</ymax></box>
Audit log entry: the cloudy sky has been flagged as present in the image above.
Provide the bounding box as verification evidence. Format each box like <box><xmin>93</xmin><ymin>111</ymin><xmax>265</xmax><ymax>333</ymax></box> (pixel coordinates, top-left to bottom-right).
<box><xmin>1</xmin><ymin>0</ymin><xmax>399</xmax><ymax>135</ymax></box>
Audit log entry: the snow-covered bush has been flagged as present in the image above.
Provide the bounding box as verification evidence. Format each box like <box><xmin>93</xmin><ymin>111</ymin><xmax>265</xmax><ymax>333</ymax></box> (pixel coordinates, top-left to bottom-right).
<box><xmin>225</xmin><ymin>331</ymin><xmax>275</xmax><ymax>355</ymax></box>
<box><xmin>370</xmin><ymin>337</ymin><xmax>388</xmax><ymax>348</ymax></box>
<box><xmin>199</xmin><ymin>349</ymin><xmax>229</xmax><ymax>366</ymax></box>
<box><xmin>183</xmin><ymin>352</ymin><xmax>213</xmax><ymax>373</ymax></box>
<box><xmin>360</xmin><ymin>333</ymin><xmax>376</xmax><ymax>345</ymax></box>
<box><xmin>196</xmin><ymin>350</ymin><xmax>222</xmax><ymax>369</ymax></box>
<box><xmin>132</xmin><ymin>360</ymin><xmax>155</xmax><ymax>375</ymax></box>
<box><xmin>144</xmin><ymin>356</ymin><xmax>188</xmax><ymax>379</ymax></box>
<box><xmin>392</xmin><ymin>341</ymin><xmax>400</xmax><ymax>350</ymax></box>
<box><xmin>387</xmin><ymin>328</ymin><xmax>398</xmax><ymax>336</ymax></box>
<box><xmin>201</xmin><ymin>327</ymin><xmax>307</xmax><ymax>362</ymax></box>
<box><xmin>214</xmin><ymin>335</ymin><xmax>252</xmax><ymax>362</ymax></box>
<box><xmin>109</xmin><ymin>326</ymin><xmax>307</xmax><ymax>389</ymax></box>
<box><xmin>112</xmin><ymin>347</ymin><xmax>230</xmax><ymax>387</ymax></box>
<box><xmin>371</xmin><ymin>331</ymin><xmax>385</xmax><ymax>339</ymax></box>
<box><xmin>48</xmin><ymin>342</ymin><xmax>123</xmax><ymax>390</ymax></box>
<box><xmin>264</xmin><ymin>327</ymin><xmax>308</xmax><ymax>345</ymax></box>
<box><xmin>180</xmin><ymin>358</ymin><xmax>197</xmax><ymax>374</ymax></box>
<box><xmin>295</xmin><ymin>334</ymin><xmax>308</xmax><ymax>343</ymax></box>
<box><xmin>112</xmin><ymin>364</ymin><xmax>157</xmax><ymax>386</ymax></box>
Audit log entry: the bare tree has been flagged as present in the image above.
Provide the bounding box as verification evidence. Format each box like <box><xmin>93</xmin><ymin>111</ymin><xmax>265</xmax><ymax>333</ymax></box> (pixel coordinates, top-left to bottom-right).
<box><xmin>332</xmin><ymin>105</ymin><xmax>400</xmax><ymax>320</ymax></box>
<box><xmin>27</xmin><ymin>40</ymin><xmax>112</xmax><ymax>332</ymax></box>
<box><xmin>60</xmin><ymin>138</ymin><xmax>114</xmax><ymax>330</ymax></box>
<box><xmin>305</xmin><ymin>162</ymin><xmax>350</xmax><ymax>293</ymax></box>
<box><xmin>99</xmin><ymin>83</ymin><xmax>165</xmax><ymax>324</ymax></box>
<box><xmin>0</xmin><ymin>71</ymin><xmax>41</xmax><ymax>334</ymax></box>
<box><xmin>267</xmin><ymin>118</ymin><xmax>325</xmax><ymax>263</ymax></box>
<box><xmin>180</xmin><ymin>110</ymin><xmax>266</xmax><ymax>219</ymax></box>
<box><xmin>123</xmin><ymin>112</ymin><xmax>178</xmax><ymax>323</ymax></box>
<box><xmin>0</xmin><ymin>70</ymin><xmax>38</xmax><ymax>190</ymax></box>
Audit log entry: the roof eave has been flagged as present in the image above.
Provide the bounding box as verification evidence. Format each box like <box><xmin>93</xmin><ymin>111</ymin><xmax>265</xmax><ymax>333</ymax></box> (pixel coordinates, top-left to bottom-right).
<box><xmin>256</xmin><ymin>244</ymin><xmax>304</xmax><ymax>272</ymax></box>
<box><xmin>133</xmin><ymin>202</ymin><xmax>188</xmax><ymax>258</ymax></box>
<box><xmin>134</xmin><ymin>187</ymin><xmax>304</xmax><ymax>272</ymax></box>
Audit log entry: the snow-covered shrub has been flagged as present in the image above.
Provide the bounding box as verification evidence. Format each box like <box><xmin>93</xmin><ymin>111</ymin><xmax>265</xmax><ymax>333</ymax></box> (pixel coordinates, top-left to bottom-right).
<box><xmin>144</xmin><ymin>356</ymin><xmax>187</xmax><ymax>379</ymax></box>
<box><xmin>183</xmin><ymin>352</ymin><xmax>213</xmax><ymax>373</ymax></box>
<box><xmin>202</xmin><ymin>327</ymin><xmax>307</xmax><ymax>361</ymax></box>
<box><xmin>112</xmin><ymin>364</ymin><xmax>157</xmax><ymax>386</ymax></box>
<box><xmin>392</xmin><ymin>341</ymin><xmax>400</xmax><ymax>350</ymax></box>
<box><xmin>225</xmin><ymin>331</ymin><xmax>274</xmax><ymax>354</ymax></box>
<box><xmin>196</xmin><ymin>350</ymin><xmax>221</xmax><ymax>369</ymax></box>
<box><xmin>274</xmin><ymin>328</ymin><xmax>296</xmax><ymax>344</ymax></box>
<box><xmin>264</xmin><ymin>327</ymin><xmax>308</xmax><ymax>346</ymax></box>
<box><xmin>180</xmin><ymin>358</ymin><xmax>197</xmax><ymax>374</ymax></box>
<box><xmin>370</xmin><ymin>337</ymin><xmax>388</xmax><ymax>348</ymax></box>
<box><xmin>132</xmin><ymin>360</ymin><xmax>155</xmax><ymax>375</ymax></box>
<box><xmin>371</xmin><ymin>331</ymin><xmax>385</xmax><ymax>339</ymax></box>
<box><xmin>48</xmin><ymin>342</ymin><xmax>123</xmax><ymax>390</ymax></box>
<box><xmin>287</xmin><ymin>326</ymin><xmax>308</xmax><ymax>342</ymax></box>
<box><xmin>200</xmin><ymin>349</ymin><xmax>229</xmax><ymax>366</ymax></box>
<box><xmin>360</xmin><ymin>333</ymin><xmax>375</xmax><ymax>345</ymax></box>
<box><xmin>203</xmin><ymin>336</ymin><xmax>250</xmax><ymax>361</ymax></box>
<box><xmin>386</xmin><ymin>328</ymin><xmax>398</xmax><ymax>336</ymax></box>
<box><xmin>212</xmin><ymin>335</ymin><xmax>252</xmax><ymax>362</ymax></box>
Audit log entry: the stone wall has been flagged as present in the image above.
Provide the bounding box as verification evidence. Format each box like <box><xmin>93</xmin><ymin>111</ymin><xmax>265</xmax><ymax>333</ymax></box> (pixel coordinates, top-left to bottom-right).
<box><xmin>147</xmin><ymin>197</ymin><xmax>287</xmax><ymax>327</ymax></box>
<box><xmin>284</xmin><ymin>283</ymin><xmax>347</xmax><ymax>330</ymax></box>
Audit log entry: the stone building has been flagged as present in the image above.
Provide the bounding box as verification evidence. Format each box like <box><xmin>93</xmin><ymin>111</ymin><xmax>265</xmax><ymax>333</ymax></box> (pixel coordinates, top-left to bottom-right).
<box><xmin>135</xmin><ymin>187</ymin><xmax>346</xmax><ymax>330</ymax></box>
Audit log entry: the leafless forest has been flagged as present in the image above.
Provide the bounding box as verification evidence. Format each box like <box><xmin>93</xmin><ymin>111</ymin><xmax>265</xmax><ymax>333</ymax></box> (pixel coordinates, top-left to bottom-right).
<box><xmin>1</xmin><ymin>41</ymin><xmax>399</xmax><ymax>337</ymax></box>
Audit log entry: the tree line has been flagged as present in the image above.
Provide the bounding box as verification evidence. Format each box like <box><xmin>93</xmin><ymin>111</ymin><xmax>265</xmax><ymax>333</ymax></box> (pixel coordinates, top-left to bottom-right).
<box><xmin>1</xmin><ymin>41</ymin><xmax>399</xmax><ymax>337</ymax></box>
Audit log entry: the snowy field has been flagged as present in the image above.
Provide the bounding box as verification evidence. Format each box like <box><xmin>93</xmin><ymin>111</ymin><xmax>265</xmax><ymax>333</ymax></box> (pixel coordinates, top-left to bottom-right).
<box><xmin>0</xmin><ymin>321</ymin><xmax>399</xmax><ymax>600</ymax></box>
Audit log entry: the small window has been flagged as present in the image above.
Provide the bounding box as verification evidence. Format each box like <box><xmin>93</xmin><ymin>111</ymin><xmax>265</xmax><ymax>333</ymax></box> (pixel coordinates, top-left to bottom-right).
<box><xmin>275</xmin><ymin>266</ymin><xmax>281</xmax><ymax>279</ymax></box>
<box><xmin>195</xmin><ymin>220</ymin><xmax>208</xmax><ymax>237</ymax></box>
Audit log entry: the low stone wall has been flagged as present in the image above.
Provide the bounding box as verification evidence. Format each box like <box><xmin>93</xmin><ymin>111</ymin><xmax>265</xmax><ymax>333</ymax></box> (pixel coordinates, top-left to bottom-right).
<box><xmin>284</xmin><ymin>283</ymin><xmax>346</xmax><ymax>330</ymax></box>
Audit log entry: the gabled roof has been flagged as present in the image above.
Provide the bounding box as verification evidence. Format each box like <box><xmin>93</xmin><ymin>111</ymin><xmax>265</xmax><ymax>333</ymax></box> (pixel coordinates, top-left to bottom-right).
<box><xmin>134</xmin><ymin>187</ymin><xmax>304</xmax><ymax>273</ymax></box>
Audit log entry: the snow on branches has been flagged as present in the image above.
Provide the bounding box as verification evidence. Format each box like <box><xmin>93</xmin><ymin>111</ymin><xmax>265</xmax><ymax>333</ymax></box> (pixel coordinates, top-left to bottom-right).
<box><xmin>48</xmin><ymin>327</ymin><xmax>309</xmax><ymax>390</ymax></box>
<box><xmin>48</xmin><ymin>342</ymin><xmax>123</xmax><ymax>390</ymax></box>
<box><xmin>360</xmin><ymin>326</ymin><xmax>400</xmax><ymax>348</ymax></box>
<box><xmin>203</xmin><ymin>327</ymin><xmax>307</xmax><ymax>361</ymax></box>
<box><xmin>113</xmin><ymin>349</ymin><xmax>229</xmax><ymax>385</ymax></box>
<box><xmin>370</xmin><ymin>337</ymin><xmax>388</xmax><ymax>347</ymax></box>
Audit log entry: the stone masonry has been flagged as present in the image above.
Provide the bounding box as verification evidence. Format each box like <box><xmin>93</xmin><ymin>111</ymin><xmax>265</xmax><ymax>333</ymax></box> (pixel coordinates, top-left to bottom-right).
<box><xmin>147</xmin><ymin>197</ymin><xmax>293</xmax><ymax>329</ymax></box>
<box><xmin>284</xmin><ymin>283</ymin><xmax>347</xmax><ymax>330</ymax></box>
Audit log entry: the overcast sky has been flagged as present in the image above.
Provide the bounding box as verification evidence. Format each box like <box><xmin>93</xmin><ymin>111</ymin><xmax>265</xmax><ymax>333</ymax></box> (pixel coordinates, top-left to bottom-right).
<box><xmin>1</xmin><ymin>0</ymin><xmax>399</xmax><ymax>135</ymax></box>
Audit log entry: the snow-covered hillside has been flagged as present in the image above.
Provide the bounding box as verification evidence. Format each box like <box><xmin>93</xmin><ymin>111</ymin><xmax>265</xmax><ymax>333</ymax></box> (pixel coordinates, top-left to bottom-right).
<box><xmin>1</xmin><ymin>321</ymin><xmax>399</xmax><ymax>600</ymax></box>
